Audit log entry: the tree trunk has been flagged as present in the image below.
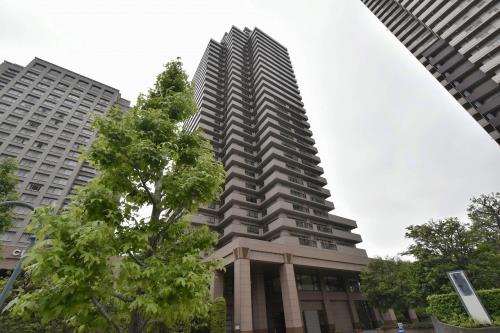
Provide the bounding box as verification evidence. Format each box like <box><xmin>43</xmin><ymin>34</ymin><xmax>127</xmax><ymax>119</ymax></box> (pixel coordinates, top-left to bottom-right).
<box><xmin>128</xmin><ymin>309</ymin><xmax>143</xmax><ymax>333</ymax></box>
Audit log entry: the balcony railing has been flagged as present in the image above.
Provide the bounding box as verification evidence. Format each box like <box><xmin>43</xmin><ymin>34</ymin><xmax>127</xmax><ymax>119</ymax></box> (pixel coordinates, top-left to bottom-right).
<box><xmin>298</xmin><ymin>238</ymin><xmax>317</xmax><ymax>247</ymax></box>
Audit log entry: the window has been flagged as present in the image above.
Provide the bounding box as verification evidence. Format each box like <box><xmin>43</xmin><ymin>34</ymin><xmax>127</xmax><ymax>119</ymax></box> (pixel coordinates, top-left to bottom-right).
<box><xmin>26</xmin><ymin>182</ymin><xmax>43</xmax><ymax>192</ymax></box>
<box><xmin>20</xmin><ymin>159</ymin><xmax>35</xmax><ymax>167</ymax></box>
<box><xmin>18</xmin><ymin>128</ymin><xmax>35</xmax><ymax>137</ymax></box>
<box><xmin>246</xmin><ymin>210</ymin><xmax>259</xmax><ymax>218</ymax></box>
<box><xmin>290</xmin><ymin>189</ymin><xmax>306</xmax><ymax>198</ymax></box>
<box><xmin>288</xmin><ymin>176</ymin><xmax>303</xmax><ymax>185</ymax></box>
<box><xmin>13</xmin><ymin>108</ymin><xmax>28</xmax><ymax>116</ymax></box>
<box><xmin>63</xmin><ymin>159</ymin><xmax>77</xmax><ymax>167</ymax></box>
<box><xmin>27</xmin><ymin>120</ymin><xmax>40</xmax><ymax>128</ymax></box>
<box><xmin>6</xmin><ymin>115</ymin><xmax>22</xmax><ymax>123</ymax></box>
<box><xmin>26</xmin><ymin>150</ymin><xmax>42</xmax><ymax>158</ymax></box>
<box><xmin>41</xmin><ymin>197</ymin><xmax>57</xmax><ymax>206</ymax></box>
<box><xmin>13</xmin><ymin>136</ymin><xmax>28</xmax><ymax>145</ymax></box>
<box><xmin>59</xmin><ymin>168</ymin><xmax>73</xmax><ymax>176</ymax></box>
<box><xmin>295</xmin><ymin>219</ymin><xmax>313</xmax><ymax>230</ymax></box>
<box><xmin>53</xmin><ymin>177</ymin><xmax>68</xmax><ymax>185</ymax></box>
<box><xmin>39</xmin><ymin>163</ymin><xmax>54</xmax><ymax>171</ymax></box>
<box><xmin>296</xmin><ymin>272</ymin><xmax>320</xmax><ymax>291</ymax></box>
<box><xmin>32</xmin><ymin>141</ymin><xmax>48</xmax><ymax>150</ymax></box>
<box><xmin>292</xmin><ymin>204</ymin><xmax>309</xmax><ymax>213</ymax></box>
<box><xmin>5</xmin><ymin>145</ymin><xmax>22</xmax><ymax>153</ymax></box>
<box><xmin>324</xmin><ymin>275</ymin><xmax>345</xmax><ymax>292</ymax></box>
<box><xmin>50</xmin><ymin>146</ymin><xmax>65</xmax><ymax>154</ymax></box>
<box><xmin>0</xmin><ymin>123</ymin><xmax>15</xmax><ymax>131</ymax></box>
<box><xmin>47</xmin><ymin>187</ymin><xmax>63</xmax><ymax>195</ymax></box>
<box><xmin>246</xmin><ymin>196</ymin><xmax>258</xmax><ymax>203</ymax></box>
<box><xmin>45</xmin><ymin>154</ymin><xmax>59</xmax><ymax>162</ymax></box>
<box><xmin>17</xmin><ymin>169</ymin><xmax>30</xmax><ymax>177</ymax></box>
<box><xmin>38</xmin><ymin>133</ymin><xmax>53</xmax><ymax>141</ymax></box>
<box><xmin>245</xmin><ymin>182</ymin><xmax>257</xmax><ymax>190</ymax></box>
<box><xmin>33</xmin><ymin>173</ymin><xmax>49</xmax><ymax>181</ymax></box>
<box><xmin>20</xmin><ymin>193</ymin><xmax>36</xmax><ymax>203</ymax></box>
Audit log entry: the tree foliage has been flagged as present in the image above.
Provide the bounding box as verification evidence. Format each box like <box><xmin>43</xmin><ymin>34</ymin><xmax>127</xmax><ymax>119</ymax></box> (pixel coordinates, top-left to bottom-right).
<box><xmin>209</xmin><ymin>297</ymin><xmax>227</xmax><ymax>333</ymax></box>
<box><xmin>0</xmin><ymin>158</ymin><xmax>19</xmax><ymax>235</ymax></box>
<box><xmin>7</xmin><ymin>60</ymin><xmax>225</xmax><ymax>333</ymax></box>
<box><xmin>361</xmin><ymin>193</ymin><xmax>499</xmax><ymax>315</ymax></box>
<box><xmin>360</xmin><ymin>257</ymin><xmax>420</xmax><ymax>314</ymax></box>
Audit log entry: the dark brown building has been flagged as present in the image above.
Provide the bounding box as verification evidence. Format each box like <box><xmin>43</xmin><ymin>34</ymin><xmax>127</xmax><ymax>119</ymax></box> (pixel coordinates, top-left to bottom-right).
<box><xmin>186</xmin><ymin>26</ymin><xmax>378</xmax><ymax>333</ymax></box>
<box><xmin>361</xmin><ymin>0</ymin><xmax>500</xmax><ymax>145</ymax></box>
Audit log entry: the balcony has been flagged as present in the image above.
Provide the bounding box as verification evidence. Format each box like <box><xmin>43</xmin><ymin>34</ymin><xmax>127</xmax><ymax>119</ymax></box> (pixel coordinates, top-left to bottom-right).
<box><xmin>266</xmin><ymin>217</ymin><xmax>362</xmax><ymax>243</ymax></box>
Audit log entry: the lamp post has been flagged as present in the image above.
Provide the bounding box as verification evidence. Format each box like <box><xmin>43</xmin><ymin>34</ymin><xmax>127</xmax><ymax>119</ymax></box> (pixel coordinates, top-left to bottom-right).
<box><xmin>0</xmin><ymin>201</ymin><xmax>35</xmax><ymax>309</ymax></box>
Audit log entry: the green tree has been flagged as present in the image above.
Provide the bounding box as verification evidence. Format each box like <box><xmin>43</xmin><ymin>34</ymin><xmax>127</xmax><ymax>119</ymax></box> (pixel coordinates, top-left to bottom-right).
<box><xmin>467</xmin><ymin>193</ymin><xmax>500</xmax><ymax>289</ymax></box>
<box><xmin>468</xmin><ymin>192</ymin><xmax>500</xmax><ymax>234</ymax></box>
<box><xmin>403</xmin><ymin>218</ymin><xmax>474</xmax><ymax>295</ymax></box>
<box><xmin>360</xmin><ymin>257</ymin><xmax>420</xmax><ymax>315</ymax></box>
<box><xmin>8</xmin><ymin>60</ymin><xmax>225</xmax><ymax>333</ymax></box>
<box><xmin>0</xmin><ymin>158</ymin><xmax>19</xmax><ymax>236</ymax></box>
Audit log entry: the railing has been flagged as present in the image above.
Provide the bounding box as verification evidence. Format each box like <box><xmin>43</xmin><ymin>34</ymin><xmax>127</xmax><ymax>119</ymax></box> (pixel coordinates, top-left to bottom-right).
<box><xmin>299</xmin><ymin>238</ymin><xmax>317</xmax><ymax>247</ymax></box>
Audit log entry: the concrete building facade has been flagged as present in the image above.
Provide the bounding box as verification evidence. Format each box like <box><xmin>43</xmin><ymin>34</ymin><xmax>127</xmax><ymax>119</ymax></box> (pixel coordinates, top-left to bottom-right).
<box><xmin>0</xmin><ymin>58</ymin><xmax>129</xmax><ymax>269</ymax></box>
<box><xmin>361</xmin><ymin>0</ymin><xmax>500</xmax><ymax>145</ymax></box>
<box><xmin>186</xmin><ymin>26</ymin><xmax>377</xmax><ymax>333</ymax></box>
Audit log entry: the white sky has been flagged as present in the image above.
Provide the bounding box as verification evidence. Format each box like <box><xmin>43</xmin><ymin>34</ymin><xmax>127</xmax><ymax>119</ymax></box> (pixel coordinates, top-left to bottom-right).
<box><xmin>1</xmin><ymin>0</ymin><xmax>499</xmax><ymax>258</ymax></box>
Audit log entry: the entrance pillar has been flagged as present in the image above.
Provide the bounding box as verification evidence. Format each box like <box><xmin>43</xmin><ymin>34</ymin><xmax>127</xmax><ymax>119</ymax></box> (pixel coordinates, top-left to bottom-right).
<box><xmin>252</xmin><ymin>269</ymin><xmax>268</xmax><ymax>333</ymax></box>
<box><xmin>408</xmin><ymin>308</ymin><xmax>419</xmax><ymax>322</ymax></box>
<box><xmin>279</xmin><ymin>254</ymin><xmax>303</xmax><ymax>333</ymax></box>
<box><xmin>210</xmin><ymin>270</ymin><xmax>224</xmax><ymax>300</ymax></box>
<box><xmin>382</xmin><ymin>308</ymin><xmax>397</xmax><ymax>326</ymax></box>
<box><xmin>234</xmin><ymin>248</ymin><xmax>253</xmax><ymax>333</ymax></box>
<box><xmin>347</xmin><ymin>294</ymin><xmax>361</xmax><ymax>332</ymax></box>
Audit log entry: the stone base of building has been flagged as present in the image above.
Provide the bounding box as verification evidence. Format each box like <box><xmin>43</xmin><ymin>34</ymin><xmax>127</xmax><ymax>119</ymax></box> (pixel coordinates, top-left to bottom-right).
<box><xmin>209</xmin><ymin>237</ymin><xmax>380</xmax><ymax>333</ymax></box>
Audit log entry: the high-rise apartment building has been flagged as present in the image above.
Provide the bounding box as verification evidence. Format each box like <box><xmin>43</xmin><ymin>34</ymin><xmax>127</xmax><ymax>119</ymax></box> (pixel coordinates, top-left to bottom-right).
<box><xmin>361</xmin><ymin>0</ymin><xmax>500</xmax><ymax>145</ymax></box>
<box><xmin>0</xmin><ymin>58</ymin><xmax>129</xmax><ymax>269</ymax></box>
<box><xmin>186</xmin><ymin>26</ymin><xmax>376</xmax><ymax>333</ymax></box>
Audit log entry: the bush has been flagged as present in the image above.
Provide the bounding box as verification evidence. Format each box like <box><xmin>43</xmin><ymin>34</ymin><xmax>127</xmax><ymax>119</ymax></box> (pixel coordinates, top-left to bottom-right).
<box><xmin>427</xmin><ymin>288</ymin><xmax>500</xmax><ymax>327</ymax></box>
<box><xmin>209</xmin><ymin>297</ymin><xmax>226</xmax><ymax>333</ymax></box>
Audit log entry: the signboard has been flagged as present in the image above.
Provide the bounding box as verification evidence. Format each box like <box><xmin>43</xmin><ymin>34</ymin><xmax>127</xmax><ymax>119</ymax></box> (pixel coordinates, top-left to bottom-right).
<box><xmin>447</xmin><ymin>270</ymin><xmax>491</xmax><ymax>324</ymax></box>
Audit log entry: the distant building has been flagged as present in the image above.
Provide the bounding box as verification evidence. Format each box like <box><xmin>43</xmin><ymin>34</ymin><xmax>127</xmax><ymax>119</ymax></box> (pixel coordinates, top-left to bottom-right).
<box><xmin>186</xmin><ymin>26</ymin><xmax>376</xmax><ymax>332</ymax></box>
<box><xmin>0</xmin><ymin>58</ymin><xmax>129</xmax><ymax>269</ymax></box>
<box><xmin>362</xmin><ymin>0</ymin><xmax>500</xmax><ymax>145</ymax></box>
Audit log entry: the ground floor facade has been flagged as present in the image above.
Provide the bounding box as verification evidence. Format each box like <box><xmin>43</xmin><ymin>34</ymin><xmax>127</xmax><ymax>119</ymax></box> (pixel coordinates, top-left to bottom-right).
<box><xmin>209</xmin><ymin>237</ymin><xmax>381</xmax><ymax>333</ymax></box>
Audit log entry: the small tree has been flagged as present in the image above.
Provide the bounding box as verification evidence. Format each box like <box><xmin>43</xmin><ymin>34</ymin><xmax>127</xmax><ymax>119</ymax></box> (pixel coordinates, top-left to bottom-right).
<box><xmin>8</xmin><ymin>60</ymin><xmax>225</xmax><ymax>333</ymax></box>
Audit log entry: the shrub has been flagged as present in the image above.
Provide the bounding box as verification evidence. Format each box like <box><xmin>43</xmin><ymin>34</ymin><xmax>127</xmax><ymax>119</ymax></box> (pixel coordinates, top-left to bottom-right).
<box><xmin>427</xmin><ymin>288</ymin><xmax>500</xmax><ymax>327</ymax></box>
<box><xmin>209</xmin><ymin>297</ymin><xmax>226</xmax><ymax>333</ymax></box>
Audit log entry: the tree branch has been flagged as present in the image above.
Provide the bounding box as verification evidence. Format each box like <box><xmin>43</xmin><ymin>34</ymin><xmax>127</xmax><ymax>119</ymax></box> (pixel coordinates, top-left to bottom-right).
<box><xmin>127</xmin><ymin>251</ymin><xmax>146</xmax><ymax>268</ymax></box>
<box><xmin>123</xmin><ymin>152</ymin><xmax>155</xmax><ymax>205</ymax></box>
<box><xmin>91</xmin><ymin>297</ymin><xmax>123</xmax><ymax>333</ymax></box>
<box><xmin>112</xmin><ymin>292</ymin><xmax>134</xmax><ymax>303</ymax></box>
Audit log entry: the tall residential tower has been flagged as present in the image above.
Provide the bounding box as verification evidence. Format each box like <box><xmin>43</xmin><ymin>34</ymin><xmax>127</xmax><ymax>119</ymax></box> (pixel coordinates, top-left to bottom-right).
<box><xmin>186</xmin><ymin>27</ymin><xmax>376</xmax><ymax>333</ymax></box>
<box><xmin>0</xmin><ymin>58</ymin><xmax>129</xmax><ymax>269</ymax></box>
<box><xmin>362</xmin><ymin>0</ymin><xmax>500</xmax><ymax>145</ymax></box>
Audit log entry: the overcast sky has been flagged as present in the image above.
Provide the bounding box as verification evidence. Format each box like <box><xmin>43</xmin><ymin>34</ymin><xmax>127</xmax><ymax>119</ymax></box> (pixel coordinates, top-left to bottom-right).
<box><xmin>1</xmin><ymin>0</ymin><xmax>499</xmax><ymax>258</ymax></box>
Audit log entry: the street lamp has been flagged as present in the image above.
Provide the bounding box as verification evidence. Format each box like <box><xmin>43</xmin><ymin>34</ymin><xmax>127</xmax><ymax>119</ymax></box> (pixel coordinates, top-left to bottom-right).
<box><xmin>0</xmin><ymin>201</ymin><xmax>35</xmax><ymax>309</ymax></box>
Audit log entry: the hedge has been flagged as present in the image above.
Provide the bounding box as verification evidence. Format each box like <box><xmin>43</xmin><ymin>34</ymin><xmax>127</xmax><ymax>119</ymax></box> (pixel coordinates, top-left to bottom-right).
<box><xmin>427</xmin><ymin>289</ymin><xmax>500</xmax><ymax>327</ymax></box>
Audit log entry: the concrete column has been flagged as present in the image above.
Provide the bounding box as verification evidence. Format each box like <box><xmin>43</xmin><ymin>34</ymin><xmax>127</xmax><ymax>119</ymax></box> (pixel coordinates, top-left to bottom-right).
<box><xmin>252</xmin><ymin>271</ymin><xmax>268</xmax><ymax>333</ymax></box>
<box><xmin>408</xmin><ymin>308</ymin><xmax>419</xmax><ymax>323</ymax></box>
<box><xmin>347</xmin><ymin>296</ymin><xmax>361</xmax><ymax>332</ymax></box>
<box><xmin>280</xmin><ymin>263</ymin><xmax>304</xmax><ymax>333</ymax></box>
<box><xmin>322</xmin><ymin>300</ymin><xmax>336</xmax><ymax>333</ymax></box>
<box><xmin>210</xmin><ymin>270</ymin><xmax>224</xmax><ymax>300</ymax></box>
<box><xmin>234</xmin><ymin>258</ymin><xmax>253</xmax><ymax>333</ymax></box>
<box><xmin>382</xmin><ymin>308</ymin><xmax>397</xmax><ymax>326</ymax></box>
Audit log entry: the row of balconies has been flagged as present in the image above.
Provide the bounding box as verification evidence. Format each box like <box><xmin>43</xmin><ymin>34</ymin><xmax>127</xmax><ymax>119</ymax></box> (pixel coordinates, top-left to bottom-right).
<box><xmin>215</xmin><ymin>215</ymin><xmax>361</xmax><ymax>245</ymax></box>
